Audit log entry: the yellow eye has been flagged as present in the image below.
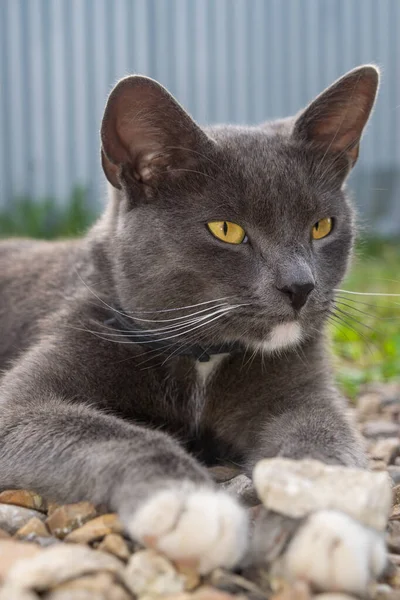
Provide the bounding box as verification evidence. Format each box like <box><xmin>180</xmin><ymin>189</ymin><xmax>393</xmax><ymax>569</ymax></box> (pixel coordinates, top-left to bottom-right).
<box><xmin>312</xmin><ymin>217</ymin><xmax>333</xmax><ymax>240</ymax></box>
<box><xmin>207</xmin><ymin>221</ymin><xmax>247</xmax><ymax>244</ymax></box>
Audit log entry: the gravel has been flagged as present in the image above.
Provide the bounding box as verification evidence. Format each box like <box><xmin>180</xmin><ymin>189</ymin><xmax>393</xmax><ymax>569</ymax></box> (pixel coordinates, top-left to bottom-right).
<box><xmin>0</xmin><ymin>382</ymin><xmax>399</xmax><ymax>600</ymax></box>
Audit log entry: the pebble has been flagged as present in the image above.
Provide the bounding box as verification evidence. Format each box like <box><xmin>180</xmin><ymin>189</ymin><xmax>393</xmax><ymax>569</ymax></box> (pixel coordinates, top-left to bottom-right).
<box><xmin>270</xmin><ymin>581</ymin><xmax>310</xmax><ymax>600</ymax></box>
<box><xmin>0</xmin><ymin>505</ymin><xmax>46</xmax><ymax>535</ymax></box>
<box><xmin>253</xmin><ymin>457</ymin><xmax>392</xmax><ymax>530</ymax></box>
<box><xmin>388</xmin><ymin>467</ymin><xmax>400</xmax><ymax>485</ymax></box>
<box><xmin>357</xmin><ymin>393</ymin><xmax>383</xmax><ymax>422</ymax></box>
<box><xmin>65</xmin><ymin>513</ymin><xmax>123</xmax><ymax>543</ymax></box>
<box><xmin>123</xmin><ymin>549</ymin><xmax>186</xmax><ymax>597</ymax></box>
<box><xmin>207</xmin><ymin>465</ymin><xmax>242</xmax><ymax>483</ymax></box>
<box><xmin>220</xmin><ymin>474</ymin><xmax>259</xmax><ymax>507</ymax></box>
<box><xmin>97</xmin><ymin>533</ymin><xmax>130</xmax><ymax>561</ymax></box>
<box><xmin>5</xmin><ymin>544</ymin><xmax>124</xmax><ymax>590</ymax></box>
<box><xmin>0</xmin><ymin>586</ymin><xmax>39</xmax><ymax>600</ymax></box>
<box><xmin>362</xmin><ymin>421</ymin><xmax>400</xmax><ymax>439</ymax></box>
<box><xmin>46</xmin><ymin>502</ymin><xmax>97</xmax><ymax>539</ymax></box>
<box><xmin>208</xmin><ymin>568</ymin><xmax>267</xmax><ymax>598</ymax></box>
<box><xmin>0</xmin><ymin>539</ymin><xmax>41</xmax><ymax>581</ymax></box>
<box><xmin>0</xmin><ymin>491</ymin><xmax>47</xmax><ymax>513</ymax></box>
<box><xmin>45</xmin><ymin>572</ymin><xmax>131</xmax><ymax>600</ymax></box>
<box><xmin>369</xmin><ymin>438</ymin><xmax>400</xmax><ymax>465</ymax></box>
<box><xmin>313</xmin><ymin>595</ymin><xmax>357</xmax><ymax>600</ymax></box>
<box><xmin>0</xmin><ymin>528</ymin><xmax>10</xmax><ymax>539</ymax></box>
<box><xmin>191</xmin><ymin>586</ymin><xmax>245</xmax><ymax>600</ymax></box>
<box><xmin>388</xmin><ymin>521</ymin><xmax>400</xmax><ymax>553</ymax></box>
<box><xmin>15</xmin><ymin>517</ymin><xmax>50</xmax><ymax>540</ymax></box>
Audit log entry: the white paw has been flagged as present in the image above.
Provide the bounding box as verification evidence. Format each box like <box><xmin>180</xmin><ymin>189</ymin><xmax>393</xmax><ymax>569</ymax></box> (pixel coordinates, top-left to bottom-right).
<box><xmin>127</xmin><ymin>482</ymin><xmax>249</xmax><ymax>573</ymax></box>
<box><xmin>281</xmin><ymin>510</ymin><xmax>387</xmax><ymax>595</ymax></box>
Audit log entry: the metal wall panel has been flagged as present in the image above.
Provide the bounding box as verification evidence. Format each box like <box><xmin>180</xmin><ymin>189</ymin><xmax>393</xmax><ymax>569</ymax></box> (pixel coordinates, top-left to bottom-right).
<box><xmin>1</xmin><ymin>0</ymin><xmax>399</xmax><ymax>234</ymax></box>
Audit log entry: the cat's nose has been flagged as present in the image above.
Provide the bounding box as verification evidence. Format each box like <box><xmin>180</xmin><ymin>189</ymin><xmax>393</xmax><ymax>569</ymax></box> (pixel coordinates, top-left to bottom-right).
<box><xmin>277</xmin><ymin>281</ymin><xmax>315</xmax><ymax>310</ymax></box>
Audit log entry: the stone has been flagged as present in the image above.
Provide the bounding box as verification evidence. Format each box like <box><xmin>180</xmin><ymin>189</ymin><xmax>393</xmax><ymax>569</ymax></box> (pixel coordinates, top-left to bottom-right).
<box><xmin>388</xmin><ymin>521</ymin><xmax>400</xmax><ymax>553</ymax></box>
<box><xmin>45</xmin><ymin>572</ymin><xmax>131</xmax><ymax>600</ymax></box>
<box><xmin>0</xmin><ymin>539</ymin><xmax>41</xmax><ymax>581</ymax></box>
<box><xmin>0</xmin><ymin>586</ymin><xmax>39</xmax><ymax>600</ymax></box>
<box><xmin>391</xmin><ymin>505</ymin><xmax>400</xmax><ymax>521</ymax></box>
<box><xmin>0</xmin><ymin>528</ymin><xmax>11</xmax><ymax>539</ymax></box>
<box><xmin>6</xmin><ymin>544</ymin><xmax>123</xmax><ymax>590</ymax></box>
<box><xmin>270</xmin><ymin>581</ymin><xmax>310</xmax><ymax>600</ymax></box>
<box><xmin>207</xmin><ymin>465</ymin><xmax>242</xmax><ymax>483</ymax></box>
<box><xmin>47</xmin><ymin>502</ymin><xmax>61</xmax><ymax>515</ymax></box>
<box><xmin>175</xmin><ymin>563</ymin><xmax>201</xmax><ymax>591</ymax></box>
<box><xmin>313</xmin><ymin>596</ymin><xmax>357</xmax><ymax>600</ymax></box>
<box><xmin>220</xmin><ymin>474</ymin><xmax>259</xmax><ymax>507</ymax></box>
<box><xmin>29</xmin><ymin>536</ymin><xmax>61</xmax><ymax>548</ymax></box>
<box><xmin>253</xmin><ymin>457</ymin><xmax>392</xmax><ymax>530</ymax></box>
<box><xmin>388</xmin><ymin>467</ymin><xmax>400</xmax><ymax>485</ymax></box>
<box><xmin>15</xmin><ymin>517</ymin><xmax>50</xmax><ymax>539</ymax></box>
<box><xmin>123</xmin><ymin>549</ymin><xmax>186</xmax><ymax>597</ymax></box>
<box><xmin>0</xmin><ymin>504</ymin><xmax>46</xmax><ymax>535</ymax></box>
<box><xmin>357</xmin><ymin>393</ymin><xmax>383</xmax><ymax>422</ymax></box>
<box><xmin>208</xmin><ymin>567</ymin><xmax>268</xmax><ymax>598</ymax></box>
<box><xmin>65</xmin><ymin>513</ymin><xmax>123</xmax><ymax>543</ymax></box>
<box><xmin>362</xmin><ymin>421</ymin><xmax>400</xmax><ymax>439</ymax></box>
<box><xmin>191</xmin><ymin>586</ymin><xmax>245</xmax><ymax>600</ymax></box>
<box><xmin>389</xmin><ymin>554</ymin><xmax>400</xmax><ymax>566</ymax></box>
<box><xmin>0</xmin><ymin>490</ymin><xmax>47</xmax><ymax>513</ymax></box>
<box><xmin>369</xmin><ymin>438</ymin><xmax>400</xmax><ymax>465</ymax></box>
<box><xmin>97</xmin><ymin>533</ymin><xmax>130</xmax><ymax>561</ymax></box>
<box><xmin>46</xmin><ymin>502</ymin><xmax>97</xmax><ymax>538</ymax></box>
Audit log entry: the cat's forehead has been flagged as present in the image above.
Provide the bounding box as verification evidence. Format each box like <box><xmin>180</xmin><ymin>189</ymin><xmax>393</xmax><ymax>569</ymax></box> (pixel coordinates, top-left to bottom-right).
<box><xmin>204</xmin><ymin>125</ymin><xmax>330</xmax><ymax>216</ymax></box>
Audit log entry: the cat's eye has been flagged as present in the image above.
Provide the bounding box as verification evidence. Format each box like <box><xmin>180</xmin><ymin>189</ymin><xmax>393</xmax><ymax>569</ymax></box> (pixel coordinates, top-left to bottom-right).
<box><xmin>312</xmin><ymin>217</ymin><xmax>333</xmax><ymax>240</ymax></box>
<box><xmin>207</xmin><ymin>221</ymin><xmax>247</xmax><ymax>244</ymax></box>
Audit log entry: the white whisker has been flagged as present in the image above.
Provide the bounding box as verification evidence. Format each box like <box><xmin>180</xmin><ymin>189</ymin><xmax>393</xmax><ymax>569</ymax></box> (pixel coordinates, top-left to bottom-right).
<box><xmin>335</xmin><ymin>288</ymin><xmax>400</xmax><ymax>297</ymax></box>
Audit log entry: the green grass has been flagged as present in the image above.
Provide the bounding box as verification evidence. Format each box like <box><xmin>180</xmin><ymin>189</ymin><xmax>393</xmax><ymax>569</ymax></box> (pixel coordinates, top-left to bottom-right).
<box><xmin>0</xmin><ymin>187</ymin><xmax>95</xmax><ymax>239</ymax></box>
<box><xmin>331</xmin><ymin>240</ymin><xmax>400</xmax><ymax>398</ymax></box>
<box><xmin>0</xmin><ymin>194</ymin><xmax>399</xmax><ymax>398</ymax></box>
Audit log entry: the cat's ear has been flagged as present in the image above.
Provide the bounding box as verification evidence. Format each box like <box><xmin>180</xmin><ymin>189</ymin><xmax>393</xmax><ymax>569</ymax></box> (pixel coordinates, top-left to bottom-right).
<box><xmin>293</xmin><ymin>65</ymin><xmax>379</xmax><ymax>169</ymax></box>
<box><xmin>101</xmin><ymin>75</ymin><xmax>212</xmax><ymax>190</ymax></box>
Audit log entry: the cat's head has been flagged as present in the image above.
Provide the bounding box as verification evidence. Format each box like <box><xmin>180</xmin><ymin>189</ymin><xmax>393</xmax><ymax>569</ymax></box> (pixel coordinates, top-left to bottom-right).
<box><xmin>100</xmin><ymin>66</ymin><xmax>379</xmax><ymax>353</ymax></box>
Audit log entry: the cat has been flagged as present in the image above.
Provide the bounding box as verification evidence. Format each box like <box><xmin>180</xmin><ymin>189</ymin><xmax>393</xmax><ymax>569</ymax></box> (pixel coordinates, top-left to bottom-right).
<box><xmin>0</xmin><ymin>65</ymin><xmax>384</xmax><ymax>580</ymax></box>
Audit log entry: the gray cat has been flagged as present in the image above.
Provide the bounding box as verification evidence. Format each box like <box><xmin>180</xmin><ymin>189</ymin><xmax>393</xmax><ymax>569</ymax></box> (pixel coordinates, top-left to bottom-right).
<box><xmin>0</xmin><ymin>65</ymin><xmax>379</xmax><ymax>574</ymax></box>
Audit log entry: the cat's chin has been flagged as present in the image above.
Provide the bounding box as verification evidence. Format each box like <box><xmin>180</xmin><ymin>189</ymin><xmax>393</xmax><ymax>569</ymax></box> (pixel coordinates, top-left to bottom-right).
<box><xmin>254</xmin><ymin>321</ymin><xmax>303</xmax><ymax>353</ymax></box>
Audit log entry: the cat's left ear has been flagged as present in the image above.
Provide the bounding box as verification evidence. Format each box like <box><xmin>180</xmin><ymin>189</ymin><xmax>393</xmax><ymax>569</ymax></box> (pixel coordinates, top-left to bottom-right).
<box><xmin>293</xmin><ymin>65</ymin><xmax>379</xmax><ymax>169</ymax></box>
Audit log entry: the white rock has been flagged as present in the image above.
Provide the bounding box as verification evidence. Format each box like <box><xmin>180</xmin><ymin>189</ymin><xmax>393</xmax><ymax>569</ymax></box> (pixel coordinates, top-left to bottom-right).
<box><xmin>313</xmin><ymin>595</ymin><xmax>358</xmax><ymax>600</ymax></box>
<box><xmin>0</xmin><ymin>586</ymin><xmax>39</xmax><ymax>600</ymax></box>
<box><xmin>5</xmin><ymin>544</ymin><xmax>124</xmax><ymax>591</ymax></box>
<box><xmin>123</xmin><ymin>549</ymin><xmax>186</xmax><ymax>597</ymax></box>
<box><xmin>253</xmin><ymin>458</ymin><xmax>391</xmax><ymax>530</ymax></box>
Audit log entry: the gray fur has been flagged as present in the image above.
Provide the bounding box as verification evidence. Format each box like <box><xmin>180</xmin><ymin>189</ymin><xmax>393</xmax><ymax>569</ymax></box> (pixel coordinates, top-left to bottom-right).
<box><xmin>0</xmin><ymin>67</ymin><xmax>378</xmax><ymax>520</ymax></box>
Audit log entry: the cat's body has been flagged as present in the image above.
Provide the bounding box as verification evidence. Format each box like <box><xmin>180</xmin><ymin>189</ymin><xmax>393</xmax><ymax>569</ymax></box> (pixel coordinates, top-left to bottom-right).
<box><xmin>0</xmin><ymin>66</ymin><xmax>385</xmax><ymax>581</ymax></box>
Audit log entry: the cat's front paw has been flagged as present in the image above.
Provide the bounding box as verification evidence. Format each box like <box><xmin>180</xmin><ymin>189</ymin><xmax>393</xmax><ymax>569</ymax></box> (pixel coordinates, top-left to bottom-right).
<box><xmin>280</xmin><ymin>510</ymin><xmax>387</xmax><ymax>595</ymax></box>
<box><xmin>126</xmin><ymin>482</ymin><xmax>249</xmax><ymax>573</ymax></box>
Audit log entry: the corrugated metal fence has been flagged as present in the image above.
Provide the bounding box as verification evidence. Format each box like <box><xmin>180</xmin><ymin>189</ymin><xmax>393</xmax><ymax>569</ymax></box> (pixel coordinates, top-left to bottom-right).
<box><xmin>1</xmin><ymin>0</ymin><xmax>399</xmax><ymax>234</ymax></box>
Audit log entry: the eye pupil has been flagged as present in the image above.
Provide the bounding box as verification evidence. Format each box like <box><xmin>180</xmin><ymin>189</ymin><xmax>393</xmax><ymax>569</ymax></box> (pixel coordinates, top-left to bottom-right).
<box><xmin>314</xmin><ymin>222</ymin><xmax>319</xmax><ymax>231</ymax></box>
<box><xmin>223</xmin><ymin>221</ymin><xmax>228</xmax><ymax>236</ymax></box>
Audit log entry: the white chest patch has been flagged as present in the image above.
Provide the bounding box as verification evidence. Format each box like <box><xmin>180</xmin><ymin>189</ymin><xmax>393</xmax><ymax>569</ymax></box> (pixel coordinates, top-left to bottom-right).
<box><xmin>192</xmin><ymin>353</ymin><xmax>229</xmax><ymax>431</ymax></box>
<box><xmin>195</xmin><ymin>353</ymin><xmax>228</xmax><ymax>386</ymax></box>
<box><xmin>260</xmin><ymin>321</ymin><xmax>303</xmax><ymax>353</ymax></box>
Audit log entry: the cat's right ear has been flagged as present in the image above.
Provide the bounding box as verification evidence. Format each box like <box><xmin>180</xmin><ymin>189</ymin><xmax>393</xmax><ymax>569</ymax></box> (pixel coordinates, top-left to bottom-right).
<box><xmin>293</xmin><ymin>65</ymin><xmax>379</xmax><ymax>172</ymax></box>
<box><xmin>101</xmin><ymin>76</ymin><xmax>212</xmax><ymax>190</ymax></box>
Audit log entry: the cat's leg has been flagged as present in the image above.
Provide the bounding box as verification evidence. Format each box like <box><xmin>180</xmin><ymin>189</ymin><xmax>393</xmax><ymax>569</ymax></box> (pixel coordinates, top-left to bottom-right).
<box><xmin>0</xmin><ymin>388</ymin><xmax>247</xmax><ymax>574</ymax></box>
<box><xmin>248</xmin><ymin>392</ymin><xmax>367</xmax><ymax>468</ymax></box>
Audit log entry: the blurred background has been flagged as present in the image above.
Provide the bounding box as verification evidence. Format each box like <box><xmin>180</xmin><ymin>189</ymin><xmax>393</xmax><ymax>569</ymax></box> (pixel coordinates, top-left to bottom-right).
<box><xmin>0</xmin><ymin>0</ymin><xmax>399</xmax><ymax>394</ymax></box>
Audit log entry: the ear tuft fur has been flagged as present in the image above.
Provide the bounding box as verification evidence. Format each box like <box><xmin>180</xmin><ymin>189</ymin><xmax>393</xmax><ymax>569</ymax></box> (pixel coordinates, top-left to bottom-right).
<box><xmin>293</xmin><ymin>65</ymin><xmax>379</xmax><ymax>168</ymax></box>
